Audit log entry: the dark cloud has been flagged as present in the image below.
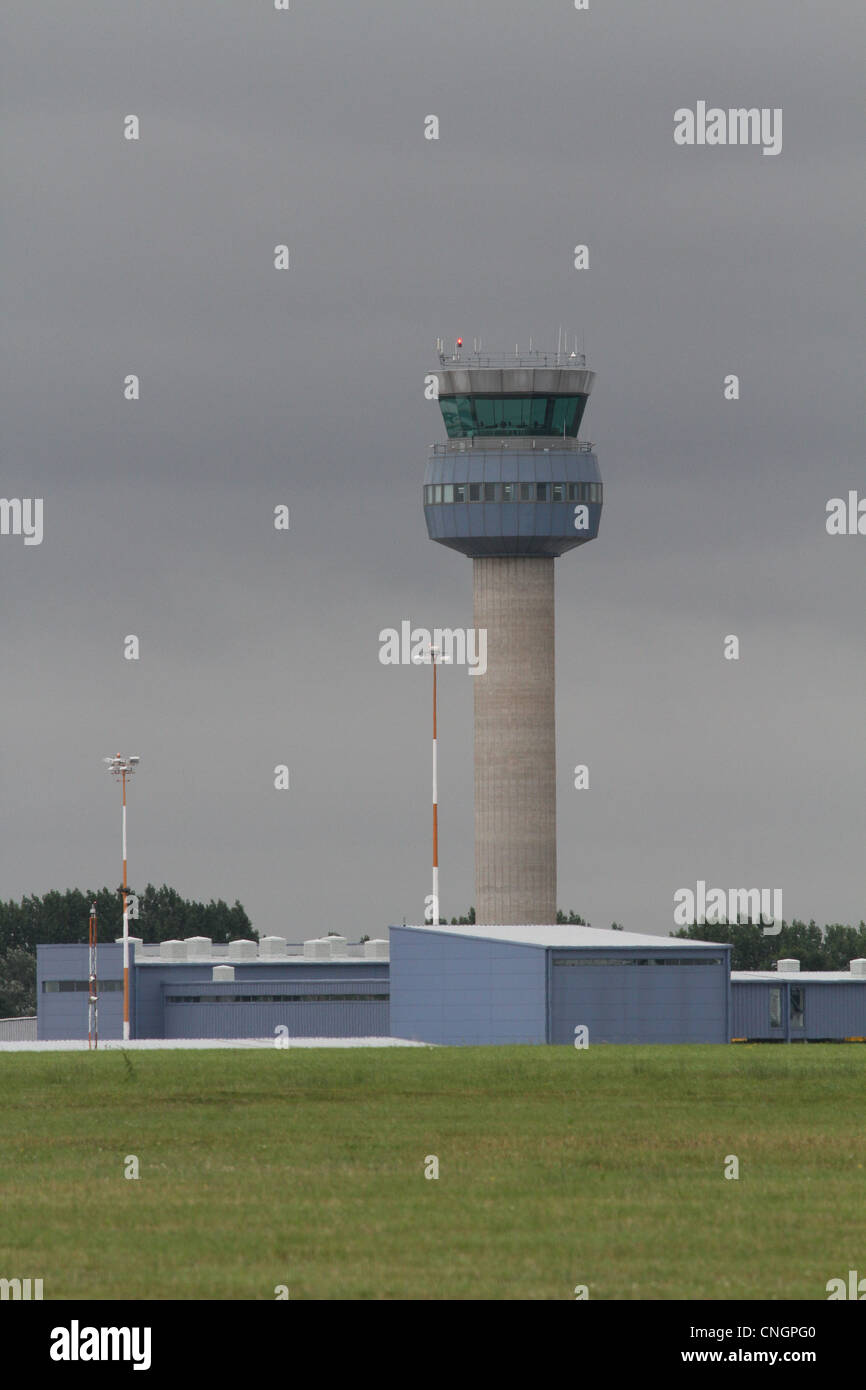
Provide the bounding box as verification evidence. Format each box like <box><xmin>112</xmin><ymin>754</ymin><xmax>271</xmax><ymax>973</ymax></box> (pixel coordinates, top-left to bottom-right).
<box><xmin>2</xmin><ymin>0</ymin><xmax>863</xmax><ymax>939</ymax></box>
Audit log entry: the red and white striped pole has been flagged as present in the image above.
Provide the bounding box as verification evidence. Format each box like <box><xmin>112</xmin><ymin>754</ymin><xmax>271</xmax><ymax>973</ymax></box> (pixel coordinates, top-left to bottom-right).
<box><xmin>432</xmin><ymin>652</ymin><xmax>439</xmax><ymax>926</ymax></box>
<box><xmin>121</xmin><ymin>765</ymin><xmax>130</xmax><ymax>1041</ymax></box>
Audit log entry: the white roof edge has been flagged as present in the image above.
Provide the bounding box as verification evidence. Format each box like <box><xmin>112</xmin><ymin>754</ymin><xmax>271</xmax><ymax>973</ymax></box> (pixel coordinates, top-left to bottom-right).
<box><xmin>134</xmin><ymin>956</ymin><xmax>387</xmax><ymax>966</ymax></box>
<box><xmin>391</xmin><ymin>924</ymin><xmax>729</xmax><ymax>950</ymax></box>
<box><xmin>732</xmin><ymin>971</ymin><xmax>866</xmax><ymax>982</ymax></box>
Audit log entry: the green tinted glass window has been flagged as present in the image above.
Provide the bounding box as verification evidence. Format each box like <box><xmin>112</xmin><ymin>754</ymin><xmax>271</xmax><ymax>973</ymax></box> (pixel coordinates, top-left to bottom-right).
<box><xmin>439</xmin><ymin>395</ymin><xmax>587</xmax><ymax>438</ymax></box>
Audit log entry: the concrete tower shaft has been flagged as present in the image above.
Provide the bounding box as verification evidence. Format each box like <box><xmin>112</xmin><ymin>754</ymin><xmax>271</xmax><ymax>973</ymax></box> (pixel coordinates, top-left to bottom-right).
<box><xmin>473</xmin><ymin>556</ymin><xmax>556</xmax><ymax>925</ymax></box>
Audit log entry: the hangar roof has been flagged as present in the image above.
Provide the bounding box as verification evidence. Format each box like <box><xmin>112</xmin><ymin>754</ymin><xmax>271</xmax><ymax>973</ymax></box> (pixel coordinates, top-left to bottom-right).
<box><xmin>396</xmin><ymin>924</ymin><xmax>728</xmax><ymax>951</ymax></box>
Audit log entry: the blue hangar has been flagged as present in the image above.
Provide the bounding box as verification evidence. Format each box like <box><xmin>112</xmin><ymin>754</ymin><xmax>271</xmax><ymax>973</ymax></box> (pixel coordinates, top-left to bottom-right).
<box><xmin>390</xmin><ymin>925</ymin><xmax>730</xmax><ymax>1044</ymax></box>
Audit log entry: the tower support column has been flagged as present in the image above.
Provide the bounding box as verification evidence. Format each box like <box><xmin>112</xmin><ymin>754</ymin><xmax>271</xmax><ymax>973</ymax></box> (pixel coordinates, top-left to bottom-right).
<box><xmin>473</xmin><ymin>556</ymin><xmax>556</xmax><ymax>925</ymax></box>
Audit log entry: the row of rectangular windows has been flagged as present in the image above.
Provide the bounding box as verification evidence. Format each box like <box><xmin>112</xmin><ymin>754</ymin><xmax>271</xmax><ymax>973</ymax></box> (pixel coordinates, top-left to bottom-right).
<box><xmin>424</xmin><ymin>481</ymin><xmax>602</xmax><ymax>505</ymax></box>
<box><xmin>165</xmin><ymin>994</ymin><xmax>390</xmax><ymax>1004</ymax></box>
<box><xmin>553</xmin><ymin>958</ymin><xmax>723</xmax><ymax>967</ymax></box>
<box><xmin>43</xmin><ymin>980</ymin><xmax>123</xmax><ymax>992</ymax></box>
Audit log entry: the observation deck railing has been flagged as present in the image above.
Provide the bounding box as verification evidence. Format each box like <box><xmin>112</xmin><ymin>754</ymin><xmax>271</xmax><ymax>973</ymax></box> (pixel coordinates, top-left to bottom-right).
<box><xmin>437</xmin><ymin>350</ymin><xmax>587</xmax><ymax>368</ymax></box>
<box><xmin>430</xmin><ymin>438</ymin><xmax>593</xmax><ymax>454</ymax></box>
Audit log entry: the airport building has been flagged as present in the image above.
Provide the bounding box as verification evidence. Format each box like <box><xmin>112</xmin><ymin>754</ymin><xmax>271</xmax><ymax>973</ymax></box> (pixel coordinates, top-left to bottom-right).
<box><xmin>36</xmin><ymin>928</ymin><xmax>866</xmax><ymax>1045</ymax></box>
<box><xmin>731</xmin><ymin>958</ymin><xmax>866</xmax><ymax>1042</ymax></box>
<box><xmin>37</xmin><ymin>935</ymin><xmax>389</xmax><ymax>1042</ymax></box>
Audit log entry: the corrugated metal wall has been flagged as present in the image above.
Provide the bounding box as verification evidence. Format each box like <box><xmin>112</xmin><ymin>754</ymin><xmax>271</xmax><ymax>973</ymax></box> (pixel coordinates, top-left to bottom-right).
<box><xmin>133</xmin><ymin>959</ymin><xmax>388</xmax><ymax>1039</ymax></box>
<box><xmin>389</xmin><ymin>928</ymin><xmax>548</xmax><ymax>1044</ymax></box>
<box><xmin>804</xmin><ymin>983</ymin><xmax>866</xmax><ymax>1038</ymax></box>
<box><xmin>163</xmin><ymin>976</ymin><xmax>389</xmax><ymax>1039</ymax></box>
<box><xmin>731</xmin><ymin>982</ymin><xmax>779</xmax><ymax>1039</ymax></box>
<box><xmin>0</xmin><ymin>1016</ymin><xmax>37</xmax><ymax>1041</ymax></box>
<box><xmin>549</xmin><ymin>950</ymin><xmax>730</xmax><ymax>1044</ymax></box>
<box><xmin>37</xmin><ymin>947</ymin><xmax>389</xmax><ymax>1040</ymax></box>
<box><xmin>732</xmin><ymin>980</ymin><xmax>866</xmax><ymax>1040</ymax></box>
<box><xmin>37</xmin><ymin>944</ymin><xmax>127</xmax><ymax>1040</ymax></box>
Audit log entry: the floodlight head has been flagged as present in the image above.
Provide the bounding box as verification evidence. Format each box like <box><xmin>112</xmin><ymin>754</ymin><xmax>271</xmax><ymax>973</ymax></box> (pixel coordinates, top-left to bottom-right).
<box><xmin>103</xmin><ymin>753</ymin><xmax>140</xmax><ymax>777</ymax></box>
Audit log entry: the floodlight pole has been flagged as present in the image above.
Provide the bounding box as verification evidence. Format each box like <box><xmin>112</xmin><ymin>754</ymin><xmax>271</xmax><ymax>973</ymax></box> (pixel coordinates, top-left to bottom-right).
<box><xmin>427</xmin><ymin>646</ymin><xmax>451</xmax><ymax>925</ymax></box>
<box><xmin>121</xmin><ymin>765</ymin><xmax>130</xmax><ymax>1040</ymax></box>
<box><xmin>432</xmin><ymin>650</ymin><xmax>439</xmax><ymax>926</ymax></box>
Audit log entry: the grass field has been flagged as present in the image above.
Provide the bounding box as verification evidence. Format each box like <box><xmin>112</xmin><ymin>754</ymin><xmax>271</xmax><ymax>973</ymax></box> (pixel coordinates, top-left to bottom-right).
<box><xmin>1</xmin><ymin>1045</ymin><xmax>863</xmax><ymax>1300</ymax></box>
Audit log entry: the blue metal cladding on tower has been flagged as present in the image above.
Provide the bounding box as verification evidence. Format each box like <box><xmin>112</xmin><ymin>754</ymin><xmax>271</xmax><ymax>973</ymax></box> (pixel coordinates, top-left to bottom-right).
<box><xmin>423</xmin><ymin>353</ymin><xmax>602</xmax><ymax>558</ymax></box>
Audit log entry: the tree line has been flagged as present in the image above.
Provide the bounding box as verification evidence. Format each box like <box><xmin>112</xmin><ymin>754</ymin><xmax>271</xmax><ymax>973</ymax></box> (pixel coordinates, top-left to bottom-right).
<box><xmin>449</xmin><ymin>908</ymin><xmax>623</xmax><ymax>928</ymax></box>
<box><xmin>0</xmin><ymin>885</ymin><xmax>254</xmax><ymax>1017</ymax></box>
<box><xmin>673</xmin><ymin>919</ymin><xmax>866</xmax><ymax>971</ymax></box>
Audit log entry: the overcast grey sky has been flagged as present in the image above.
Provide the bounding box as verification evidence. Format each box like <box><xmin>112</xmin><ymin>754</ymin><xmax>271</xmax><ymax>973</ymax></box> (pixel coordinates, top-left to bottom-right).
<box><xmin>2</xmin><ymin>1</ymin><xmax>863</xmax><ymax>942</ymax></box>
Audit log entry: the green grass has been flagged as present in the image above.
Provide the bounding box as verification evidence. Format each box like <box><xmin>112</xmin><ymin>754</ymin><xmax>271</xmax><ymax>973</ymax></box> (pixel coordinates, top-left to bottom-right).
<box><xmin>0</xmin><ymin>1045</ymin><xmax>863</xmax><ymax>1299</ymax></box>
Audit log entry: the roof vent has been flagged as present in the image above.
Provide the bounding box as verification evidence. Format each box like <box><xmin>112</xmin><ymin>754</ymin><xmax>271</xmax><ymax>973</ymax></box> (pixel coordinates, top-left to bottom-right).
<box><xmin>776</xmin><ymin>959</ymin><xmax>800</xmax><ymax>972</ymax></box>
<box><xmin>115</xmin><ymin>936</ymin><xmax>143</xmax><ymax>948</ymax></box>
<box><xmin>259</xmin><ymin>935</ymin><xmax>288</xmax><ymax>958</ymax></box>
<box><xmin>849</xmin><ymin>959</ymin><xmax>866</xmax><ymax>976</ymax></box>
<box><xmin>185</xmin><ymin>936</ymin><xmax>212</xmax><ymax>960</ymax></box>
<box><xmin>363</xmin><ymin>939</ymin><xmax>389</xmax><ymax>959</ymax></box>
<box><xmin>328</xmin><ymin>935</ymin><xmax>349</xmax><ymax>956</ymax></box>
<box><xmin>303</xmin><ymin>938</ymin><xmax>332</xmax><ymax>959</ymax></box>
<box><xmin>160</xmin><ymin>939</ymin><xmax>187</xmax><ymax>960</ymax></box>
<box><xmin>228</xmin><ymin>938</ymin><xmax>258</xmax><ymax>960</ymax></box>
<box><xmin>213</xmin><ymin>965</ymin><xmax>235</xmax><ymax>982</ymax></box>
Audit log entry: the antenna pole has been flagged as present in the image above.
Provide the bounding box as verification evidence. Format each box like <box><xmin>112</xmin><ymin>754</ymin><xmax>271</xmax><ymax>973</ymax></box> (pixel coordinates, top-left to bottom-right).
<box><xmin>103</xmin><ymin>753</ymin><xmax>140</xmax><ymax>1042</ymax></box>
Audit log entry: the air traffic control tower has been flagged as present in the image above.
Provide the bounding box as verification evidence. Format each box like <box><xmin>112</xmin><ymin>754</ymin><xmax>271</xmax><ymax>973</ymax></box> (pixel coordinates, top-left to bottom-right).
<box><xmin>423</xmin><ymin>342</ymin><xmax>602</xmax><ymax>925</ymax></box>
